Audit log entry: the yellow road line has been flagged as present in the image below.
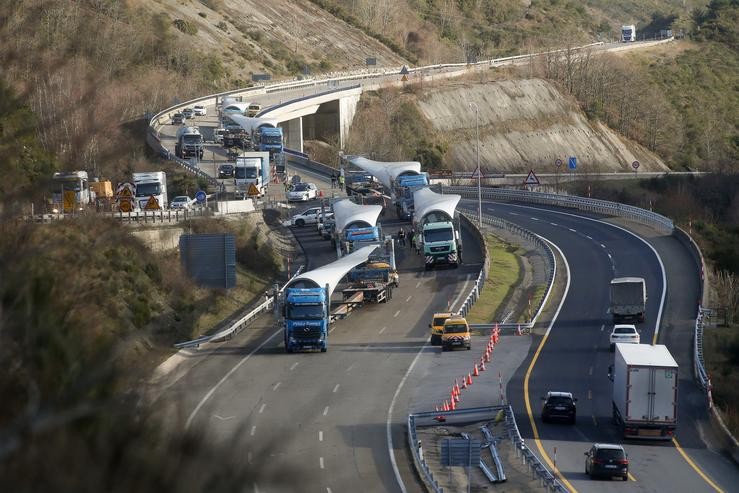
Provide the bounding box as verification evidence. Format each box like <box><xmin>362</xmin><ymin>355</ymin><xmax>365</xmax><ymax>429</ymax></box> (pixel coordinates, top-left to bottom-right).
<box><xmin>628</xmin><ymin>472</ymin><xmax>637</xmax><ymax>482</ymax></box>
<box><xmin>673</xmin><ymin>437</ymin><xmax>724</xmax><ymax>493</ymax></box>
<box><xmin>524</xmin><ymin>331</ymin><xmax>578</xmax><ymax>493</ymax></box>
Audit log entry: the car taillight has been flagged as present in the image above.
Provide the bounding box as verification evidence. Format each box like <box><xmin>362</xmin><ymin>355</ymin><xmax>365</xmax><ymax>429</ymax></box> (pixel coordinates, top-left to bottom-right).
<box><xmin>592</xmin><ymin>459</ymin><xmax>602</xmax><ymax>465</ymax></box>
<box><xmin>617</xmin><ymin>459</ymin><xmax>629</xmax><ymax>465</ymax></box>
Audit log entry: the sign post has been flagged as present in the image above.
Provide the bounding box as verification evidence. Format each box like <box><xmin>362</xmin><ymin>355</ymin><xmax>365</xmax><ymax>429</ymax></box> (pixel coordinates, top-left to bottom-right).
<box><xmin>523</xmin><ymin>169</ymin><xmax>540</xmax><ymax>191</ymax></box>
<box><xmin>554</xmin><ymin>158</ymin><xmax>563</xmax><ymax>194</ymax></box>
<box><xmin>632</xmin><ymin>160</ymin><xmax>640</xmax><ymax>176</ymax></box>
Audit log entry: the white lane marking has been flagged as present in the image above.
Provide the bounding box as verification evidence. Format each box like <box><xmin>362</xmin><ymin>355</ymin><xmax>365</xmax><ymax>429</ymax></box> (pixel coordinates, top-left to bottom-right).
<box><xmin>320</xmin><ymin>457</ymin><xmax>324</xmax><ymax>469</ymax></box>
<box><xmin>415</xmin><ymin>281</ymin><xmax>421</xmax><ymax>288</ymax></box>
<box><xmin>258</xmin><ymin>403</ymin><xmax>266</xmax><ymax>414</ymax></box>
<box><xmin>319</xmin><ymin>431</ymin><xmax>323</xmax><ymax>442</ymax></box>
<box><xmin>600</xmin><ymin>243</ymin><xmax>606</xmax><ymax>248</ymax></box>
<box><xmin>531</xmin><ymin>217</ymin><xmax>539</xmax><ymax>221</ymax></box>
<box><xmin>323</xmin><ymin>406</ymin><xmax>329</xmax><ymax>416</ymax></box>
<box><xmin>213</xmin><ymin>414</ymin><xmax>235</xmax><ymax>421</ymax></box>
<box><xmin>379</xmin><ymin>326</ymin><xmax>386</xmax><ymax>334</ymax></box>
<box><xmin>290</xmin><ymin>362</ymin><xmax>299</xmax><ymax>371</ymax></box>
<box><xmin>510</xmin><ymin>212</ymin><xmax>519</xmax><ymax>215</ymax></box>
<box><xmin>327</xmin><ymin>488</ymin><xmax>332</xmax><ymax>493</ymax></box>
<box><xmin>498</xmin><ymin>203</ymin><xmax>667</xmax><ymax>343</ymax></box>
<box><xmin>586</xmin><ymin>235</ymin><xmax>593</xmax><ymax>240</ymax></box>
<box><xmin>345</xmin><ymin>363</ymin><xmax>355</xmax><ymax>372</ymax></box>
<box><xmin>600</xmin><ymin>324</ymin><xmax>605</xmax><ymax>331</ymax></box>
<box><xmin>406</xmin><ymin>295</ymin><xmax>412</xmax><ymax>302</ymax></box>
<box><xmin>569</xmin><ymin>228</ymin><xmax>577</xmax><ymax>232</ymax></box>
<box><xmin>185</xmin><ymin>328</ymin><xmax>283</xmax><ymax>430</ymax></box>
<box><xmin>449</xmin><ymin>274</ymin><xmax>472</xmax><ymax>312</ymax></box>
<box><xmin>329</xmin><ymin>326</ymin><xmax>336</xmax><ymax>334</ymax></box>
<box><xmin>393</xmin><ymin>310</ymin><xmax>401</xmax><ymax>318</ymax></box>
<box><xmin>589</xmin><ymin>367</ymin><xmax>593</xmax><ymax>376</ymax></box>
<box><xmin>250</xmin><ymin>426</ymin><xmax>256</xmax><ymax>436</ymax></box>
<box><xmin>588</xmin><ymin>389</ymin><xmax>593</xmax><ymax>400</ymax></box>
<box><xmin>332</xmin><ymin>384</ymin><xmax>340</xmax><ymax>393</ymax></box>
<box><xmin>272</xmin><ymin>382</ymin><xmax>281</xmax><ymax>391</ymax></box>
<box><xmin>550</xmin><ymin>222</ymin><xmax>558</xmax><ymax>226</ymax></box>
<box><xmin>608</xmin><ymin>253</ymin><xmax>613</xmax><ymax>260</ymax></box>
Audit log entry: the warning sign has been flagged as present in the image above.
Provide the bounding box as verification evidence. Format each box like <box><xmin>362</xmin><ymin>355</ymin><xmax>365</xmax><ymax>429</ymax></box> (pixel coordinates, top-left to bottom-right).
<box><xmin>524</xmin><ymin>170</ymin><xmax>540</xmax><ymax>185</ymax></box>
<box><xmin>471</xmin><ymin>166</ymin><xmax>483</xmax><ymax>179</ymax></box>
<box><xmin>63</xmin><ymin>190</ymin><xmax>76</xmax><ymax>213</ymax></box>
<box><xmin>144</xmin><ymin>195</ymin><xmax>161</xmax><ymax>210</ymax></box>
<box><xmin>247</xmin><ymin>183</ymin><xmax>261</xmax><ymax>197</ymax></box>
<box><xmin>401</xmin><ymin>74</ymin><xmax>408</xmax><ymax>82</ymax></box>
<box><xmin>119</xmin><ymin>199</ymin><xmax>133</xmax><ymax>212</ymax></box>
<box><xmin>116</xmin><ymin>182</ymin><xmax>135</xmax><ymax>212</ymax></box>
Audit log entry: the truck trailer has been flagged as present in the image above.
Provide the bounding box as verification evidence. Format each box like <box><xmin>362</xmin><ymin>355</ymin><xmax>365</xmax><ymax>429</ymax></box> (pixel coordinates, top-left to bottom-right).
<box><xmin>611</xmin><ymin>343</ymin><xmax>678</xmax><ymax>440</ymax></box>
<box><xmin>610</xmin><ymin>277</ymin><xmax>647</xmax><ymax>322</ymax></box>
<box><xmin>133</xmin><ymin>171</ymin><xmax>168</xmax><ymax>210</ymax></box>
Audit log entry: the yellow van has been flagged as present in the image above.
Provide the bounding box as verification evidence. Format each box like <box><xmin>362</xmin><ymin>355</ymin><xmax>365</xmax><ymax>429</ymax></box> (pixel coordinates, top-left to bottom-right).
<box><xmin>442</xmin><ymin>316</ymin><xmax>471</xmax><ymax>351</ymax></box>
<box><xmin>429</xmin><ymin>312</ymin><xmax>452</xmax><ymax>346</ymax></box>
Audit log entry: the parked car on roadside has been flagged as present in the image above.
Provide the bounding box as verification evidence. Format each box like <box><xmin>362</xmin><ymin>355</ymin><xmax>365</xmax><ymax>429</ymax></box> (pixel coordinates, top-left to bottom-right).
<box><xmin>193</xmin><ymin>105</ymin><xmax>207</xmax><ymax>116</ymax></box>
<box><xmin>170</xmin><ymin>196</ymin><xmax>193</xmax><ymax>210</ymax></box>
<box><xmin>584</xmin><ymin>443</ymin><xmax>629</xmax><ymax>481</ymax></box>
<box><xmin>287</xmin><ymin>182</ymin><xmax>318</xmax><ymax>202</ymax></box>
<box><xmin>290</xmin><ymin>207</ymin><xmax>333</xmax><ymax>227</ymax></box>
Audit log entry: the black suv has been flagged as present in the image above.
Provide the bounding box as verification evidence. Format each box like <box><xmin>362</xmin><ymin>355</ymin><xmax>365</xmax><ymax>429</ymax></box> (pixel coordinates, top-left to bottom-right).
<box><xmin>541</xmin><ymin>391</ymin><xmax>577</xmax><ymax>423</ymax></box>
<box><xmin>584</xmin><ymin>443</ymin><xmax>629</xmax><ymax>481</ymax></box>
<box><xmin>218</xmin><ymin>164</ymin><xmax>234</xmax><ymax>178</ymax></box>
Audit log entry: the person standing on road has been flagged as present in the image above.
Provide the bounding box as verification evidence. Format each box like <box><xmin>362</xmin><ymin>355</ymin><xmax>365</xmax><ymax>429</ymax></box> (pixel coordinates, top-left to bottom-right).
<box><xmin>331</xmin><ymin>174</ymin><xmax>337</xmax><ymax>188</ymax></box>
<box><xmin>338</xmin><ymin>174</ymin><xmax>345</xmax><ymax>191</ymax></box>
<box><xmin>408</xmin><ymin>229</ymin><xmax>415</xmax><ymax>249</ymax></box>
<box><xmin>398</xmin><ymin>228</ymin><xmax>406</xmax><ymax>247</ymax></box>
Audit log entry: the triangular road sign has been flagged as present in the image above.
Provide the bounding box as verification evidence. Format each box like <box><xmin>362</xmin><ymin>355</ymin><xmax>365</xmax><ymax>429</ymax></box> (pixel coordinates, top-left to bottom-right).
<box><xmin>471</xmin><ymin>166</ymin><xmax>483</xmax><ymax>179</ymax></box>
<box><xmin>144</xmin><ymin>195</ymin><xmax>161</xmax><ymax>210</ymax></box>
<box><xmin>524</xmin><ymin>170</ymin><xmax>540</xmax><ymax>185</ymax></box>
<box><xmin>248</xmin><ymin>183</ymin><xmax>260</xmax><ymax>197</ymax></box>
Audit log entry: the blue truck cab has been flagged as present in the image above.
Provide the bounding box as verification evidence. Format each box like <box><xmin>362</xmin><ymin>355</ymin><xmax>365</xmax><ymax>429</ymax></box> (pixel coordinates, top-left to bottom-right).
<box><xmin>284</xmin><ymin>287</ymin><xmax>329</xmax><ymax>353</ymax></box>
<box><xmin>344</xmin><ymin>225</ymin><xmax>382</xmax><ymax>253</ymax></box>
<box><xmin>394</xmin><ymin>174</ymin><xmax>429</xmax><ymax>220</ymax></box>
<box><xmin>256</xmin><ymin>126</ymin><xmax>283</xmax><ymax>156</ymax></box>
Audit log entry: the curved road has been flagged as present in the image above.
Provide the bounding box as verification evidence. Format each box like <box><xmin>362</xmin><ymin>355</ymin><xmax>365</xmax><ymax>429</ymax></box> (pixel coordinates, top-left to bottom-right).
<box><xmin>470</xmin><ymin>200</ymin><xmax>738</xmax><ymax>493</ymax></box>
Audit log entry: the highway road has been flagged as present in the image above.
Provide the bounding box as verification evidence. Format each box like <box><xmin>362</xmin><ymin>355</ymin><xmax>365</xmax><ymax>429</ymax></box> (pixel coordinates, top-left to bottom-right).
<box><xmin>467</xmin><ymin>200</ymin><xmax>739</xmax><ymax>493</ymax></box>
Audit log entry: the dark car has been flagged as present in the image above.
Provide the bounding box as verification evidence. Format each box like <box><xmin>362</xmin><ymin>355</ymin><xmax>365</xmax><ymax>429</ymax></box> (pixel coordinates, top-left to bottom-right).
<box><xmin>171</xmin><ymin>113</ymin><xmax>184</xmax><ymax>124</ymax></box>
<box><xmin>585</xmin><ymin>443</ymin><xmax>629</xmax><ymax>481</ymax></box>
<box><xmin>182</xmin><ymin>108</ymin><xmax>194</xmax><ymax>119</ymax></box>
<box><xmin>541</xmin><ymin>391</ymin><xmax>577</xmax><ymax>423</ymax></box>
<box><xmin>218</xmin><ymin>164</ymin><xmax>234</xmax><ymax>178</ymax></box>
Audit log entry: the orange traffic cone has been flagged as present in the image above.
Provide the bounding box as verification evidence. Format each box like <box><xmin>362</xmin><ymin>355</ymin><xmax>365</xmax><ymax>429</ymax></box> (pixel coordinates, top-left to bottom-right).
<box><xmin>473</xmin><ymin>364</ymin><xmax>480</xmax><ymax>377</ymax></box>
<box><xmin>319</xmin><ymin>190</ymin><xmax>324</xmax><ymax>198</ymax></box>
<box><xmin>485</xmin><ymin>350</ymin><xmax>491</xmax><ymax>363</ymax></box>
<box><xmin>443</xmin><ymin>400</ymin><xmax>449</xmax><ymax>412</ymax></box>
<box><xmin>452</xmin><ymin>390</ymin><xmax>458</xmax><ymax>403</ymax></box>
<box><xmin>516</xmin><ymin>324</ymin><xmax>522</xmax><ymax>336</ymax></box>
<box><xmin>480</xmin><ymin>359</ymin><xmax>486</xmax><ymax>371</ymax></box>
<box><xmin>454</xmin><ymin>380</ymin><xmax>461</xmax><ymax>396</ymax></box>
<box><xmin>466</xmin><ymin>373</ymin><xmax>473</xmax><ymax>386</ymax></box>
<box><xmin>450</xmin><ymin>397</ymin><xmax>456</xmax><ymax>410</ymax></box>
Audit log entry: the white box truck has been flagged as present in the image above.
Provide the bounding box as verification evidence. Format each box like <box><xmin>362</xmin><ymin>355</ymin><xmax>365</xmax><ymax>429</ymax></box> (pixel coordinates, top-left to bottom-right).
<box><xmin>610</xmin><ymin>277</ymin><xmax>646</xmax><ymax>322</ymax></box>
<box><xmin>133</xmin><ymin>171</ymin><xmax>168</xmax><ymax>210</ymax></box>
<box><xmin>234</xmin><ymin>151</ymin><xmax>270</xmax><ymax>198</ymax></box>
<box><xmin>621</xmin><ymin>25</ymin><xmax>636</xmax><ymax>42</ymax></box>
<box><xmin>611</xmin><ymin>344</ymin><xmax>678</xmax><ymax>440</ymax></box>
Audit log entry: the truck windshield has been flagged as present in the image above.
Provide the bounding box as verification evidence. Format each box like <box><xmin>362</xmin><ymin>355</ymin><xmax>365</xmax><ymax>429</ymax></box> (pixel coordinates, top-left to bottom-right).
<box><xmin>287</xmin><ymin>305</ymin><xmax>324</xmax><ymax>320</ymax></box>
<box><xmin>136</xmin><ymin>183</ymin><xmax>161</xmax><ymax>196</ymax></box>
<box><xmin>183</xmin><ymin>135</ymin><xmax>201</xmax><ymax>144</ymax></box>
<box><xmin>262</xmin><ymin>135</ymin><xmax>282</xmax><ymax>145</ymax></box>
<box><xmin>53</xmin><ymin>179</ymin><xmax>83</xmax><ymax>191</ymax></box>
<box><xmin>424</xmin><ymin>228</ymin><xmax>453</xmax><ymax>243</ymax></box>
<box><xmin>235</xmin><ymin>167</ymin><xmax>258</xmax><ymax>179</ymax></box>
<box><xmin>433</xmin><ymin>316</ymin><xmax>450</xmax><ymax>327</ymax></box>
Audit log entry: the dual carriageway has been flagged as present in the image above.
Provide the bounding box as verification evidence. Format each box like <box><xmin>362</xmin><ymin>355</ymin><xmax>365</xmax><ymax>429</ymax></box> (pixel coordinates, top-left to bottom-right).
<box><xmin>152</xmin><ymin>61</ymin><xmax>738</xmax><ymax>493</ymax></box>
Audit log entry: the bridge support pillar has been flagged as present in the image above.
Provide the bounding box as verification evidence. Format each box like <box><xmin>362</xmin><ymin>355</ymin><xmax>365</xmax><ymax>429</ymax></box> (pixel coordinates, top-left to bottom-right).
<box><xmin>282</xmin><ymin>117</ymin><xmax>304</xmax><ymax>153</ymax></box>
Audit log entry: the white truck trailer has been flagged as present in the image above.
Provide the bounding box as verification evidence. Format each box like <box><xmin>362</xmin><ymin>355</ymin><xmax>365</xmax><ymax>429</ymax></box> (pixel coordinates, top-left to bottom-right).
<box><xmin>610</xmin><ymin>277</ymin><xmax>646</xmax><ymax>322</ymax></box>
<box><xmin>611</xmin><ymin>344</ymin><xmax>678</xmax><ymax>440</ymax></box>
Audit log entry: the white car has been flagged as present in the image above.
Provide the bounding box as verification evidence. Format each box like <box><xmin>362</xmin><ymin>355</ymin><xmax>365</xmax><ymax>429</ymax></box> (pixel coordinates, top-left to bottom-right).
<box><xmin>193</xmin><ymin>105</ymin><xmax>207</xmax><ymax>116</ymax></box>
<box><xmin>291</xmin><ymin>207</ymin><xmax>333</xmax><ymax>227</ymax></box>
<box><xmin>170</xmin><ymin>196</ymin><xmax>193</xmax><ymax>210</ymax></box>
<box><xmin>610</xmin><ymin>324</ymin><xmax>640</xmax><ymax>350</ymax></box>
<box><xmin>288</xmin><ymin>182</ymin><xmax>318</xmax><ymax>202</ymax></box>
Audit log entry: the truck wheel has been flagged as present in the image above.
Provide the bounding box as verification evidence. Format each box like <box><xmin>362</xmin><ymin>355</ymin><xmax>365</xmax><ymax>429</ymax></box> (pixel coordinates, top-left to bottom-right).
<box><xmin>320</xmin><ymin>347</ymin><xmax>327</xmax><ymax>353</ymax></box>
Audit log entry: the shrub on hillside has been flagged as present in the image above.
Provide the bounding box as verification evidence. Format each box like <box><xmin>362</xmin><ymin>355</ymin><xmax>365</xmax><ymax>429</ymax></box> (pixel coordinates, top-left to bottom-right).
<box><xmin>173</xmin><ymin>19</ymin><xmax>198</xmax><ymax>35</ymax></box>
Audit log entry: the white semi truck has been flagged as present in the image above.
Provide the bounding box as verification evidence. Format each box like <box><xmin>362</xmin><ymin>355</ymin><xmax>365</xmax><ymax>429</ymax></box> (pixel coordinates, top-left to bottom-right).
<box><xmin>175</xmin><ymin>126</ymin><xmax>204</xmax><ymax>159</ymax></box>
<box><xmin>621</xmin><ymin>25</ymin><xmax>636</xmax><ymax>42</ymax></box>
<box><xmin>611</xmin><ymin>344</ymin><xmax>678</xmax><ymax>440</ymax></box>
<box><xmin>234</xmin><ymin>151</ymin><xmax>270</xmax><ymax>198</ymax></box>
<box><xmin>133</xmin><ymin>171</ymin><xmax>168</xmax><ymax>210</ymax></box>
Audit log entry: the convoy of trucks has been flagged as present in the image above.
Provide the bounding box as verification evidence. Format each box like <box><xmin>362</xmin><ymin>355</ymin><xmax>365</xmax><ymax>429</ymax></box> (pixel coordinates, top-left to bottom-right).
<box><xmin>394</xmin><ymin>173</ymin><xmax>429</xmax><ymax>220</ymax></box>
<box><xmin>609</xmin><ymin>277</ymin><xmax>647</xmax><ymax>322</ymax></box>
<box><xmin>133</xmin><ymin>171</ymin><xmax>168</xmax><ymax>210</ymax></box>
<box><xmin>175</xmin><ymin>126</ymin><xmax>204</xmax><ymax>159</ymax></box>
<box><xmin>234</xmin><ymin>152</ymin><xmax>270</xmax><ymax>198</ymax></box>
<box><xmin>610</xmin><ymin>343</ymin><xmax>678</xmax><ymax>440</ymax></box>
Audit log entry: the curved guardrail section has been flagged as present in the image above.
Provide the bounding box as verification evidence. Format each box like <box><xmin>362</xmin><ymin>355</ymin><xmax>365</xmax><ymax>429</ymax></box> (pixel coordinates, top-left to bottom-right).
<box><xmin>443</xmin><ymin>186</ymin><xmax>674</xmax><ymax>234</ymax></box>
<box><xmin>173</xmin><ymin>265</ymin><xmax>304</xmax><ymax>349</ymax></box>
<box><xmin>456</xmin><ymin>211</ymin><xmax>556</xmax><ymax>334</ymax></box>
<box><xmin>408</xmin><ymin>405</ymin><xmax>567</xmax><ymax>493</ymax></box>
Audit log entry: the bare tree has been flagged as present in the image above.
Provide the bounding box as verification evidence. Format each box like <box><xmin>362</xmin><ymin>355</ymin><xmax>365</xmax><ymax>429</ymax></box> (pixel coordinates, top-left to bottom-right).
<box><xmin>715</xmin><ymin>269</ymin><xmax>739</xmax><ymax>325</ymax></box>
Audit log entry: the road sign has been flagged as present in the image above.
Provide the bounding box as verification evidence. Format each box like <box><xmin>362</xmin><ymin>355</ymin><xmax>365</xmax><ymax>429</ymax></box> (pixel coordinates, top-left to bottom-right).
<box><xmin>118</xmin><ymin>199</ymin><xmax>133</xmax><ymax>213</ymax></box>
<box><xmin>144</xmin><ymin>195</ymin><xmax>161</xmax><ymax>210</ymax></box>
<box><xmin>524</xmin><ymin>170</ymin><xmax>540</xmax><ymax>185</ymax></box>
<box><xmin>440</xmin><ymin>438</ymin><xmax>481</xmax><ymax>467</ymax></box>
<box><xmin>247</xmin><ymin>183</ymin><xmax>260</xmax><ymax>197</ymax></box>
<box><xmin>401</xmin><ymin>74</ymin><xmax>408</xmax><ymax>82</ymax></box>
<box><xmin>632</xmin><ymin>160</ymin><xmax>640</xmax><ymax>170</ymax></box>
<box><xmin>400</xmin><ymin>65</ymin><xmax>409</xmax><ymax>75</ymax></box>
<box><xmin>568</xmin><ymin>156</ymin><xmax>577</xmax><ymax>170</ymax></box>
<box><xmin>471</xmin><ymin>166</ymin><xmax>483</xmax><ymax>179</ymax></box>
<box><xmin>63</xmin><ymin>190</ymin><xmax>76</xmax><ymax>212</ymax></box>
<box><xmin>195</xmin><ymin>190</ymin><xmax>207</xmax><ymax>203</ymax></box>
<box><xmin>116</xmin><ymin>182</ymin><xmax>135</xmax><ymax>212</ymax></box>
<box><xmin>555</xmin><ymin>158</ymin><xmax>563</xmax><ymax>168</ymax></box>
<box><xmin>366</xmin><ymin>57</ymin><xmax>377</xmax><ymax>66</ymax></box>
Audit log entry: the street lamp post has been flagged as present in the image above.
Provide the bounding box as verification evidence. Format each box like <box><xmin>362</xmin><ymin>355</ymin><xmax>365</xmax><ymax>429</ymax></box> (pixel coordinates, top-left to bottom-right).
<box><xmin>468</xmin><ymin>101</ymin><xmax>482</xmax><ymax>226</ymax></box>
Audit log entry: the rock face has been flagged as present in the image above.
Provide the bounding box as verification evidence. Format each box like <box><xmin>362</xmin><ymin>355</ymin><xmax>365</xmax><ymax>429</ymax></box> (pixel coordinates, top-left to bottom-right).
<box><xmin>417</xmin><ymin>79</ymin><xmax>669</xmax><ymax>172</ymax></box>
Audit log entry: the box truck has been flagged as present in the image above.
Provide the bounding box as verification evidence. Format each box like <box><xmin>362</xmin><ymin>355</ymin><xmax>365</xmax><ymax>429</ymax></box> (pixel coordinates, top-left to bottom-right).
<box><xmin>611</xmin><ymin>344</ymin><xmax>678</xmax><ymax>440</ymax></box>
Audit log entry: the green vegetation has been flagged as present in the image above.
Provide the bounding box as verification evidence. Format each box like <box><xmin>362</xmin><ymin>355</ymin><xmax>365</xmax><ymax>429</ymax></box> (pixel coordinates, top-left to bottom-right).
<box><xmin>173</xmin><ymin>19</ymin><xmax>199</xmax><ymax>35</ymax></box>
<box><xmin>466</xmin><ymin>236</ymin><xmax>522</xmax><ymax>324</ymax></box>
<box><xmin>703</xmin><ymin>325</ymin><xmax>739</xmax><ymax>436</ymax></box>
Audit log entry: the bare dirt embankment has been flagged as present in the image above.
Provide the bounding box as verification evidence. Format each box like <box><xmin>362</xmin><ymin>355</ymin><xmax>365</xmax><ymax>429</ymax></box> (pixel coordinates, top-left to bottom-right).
<box><xmin>417</xmin><ymin>79</ymin><xmax>669</xmax><ymax>173</ymax></box>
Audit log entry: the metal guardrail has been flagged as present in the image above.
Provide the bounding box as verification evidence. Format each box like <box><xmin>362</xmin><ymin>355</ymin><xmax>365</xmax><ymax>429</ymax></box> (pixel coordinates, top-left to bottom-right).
<box><xmin>174</xmin><ymin>265</ymin><xmax>305</xmax><ymax>349</ymax></box>
<box><xmin>26</xmin><ymin>207</ymin><xmax>211</xmax><ymax>224</ymax></box>
<box><xmin>456</xmin><ymin>210</ymin><xmax>557</xmax><ymax>334</ymax></box>
<box><xmin>444</xmin><ymin>186</ymin><xmax>675</xmax><ymax>234</ymax></box>
<box><xmin>408</xmin><ymin>405</ymin><xmax>567</xmax><ymax>492</ymax></box>
<box><xmin>694</xmin><ymin>308</ymin><xmax>711</xmax><ymax>391</ymax></box>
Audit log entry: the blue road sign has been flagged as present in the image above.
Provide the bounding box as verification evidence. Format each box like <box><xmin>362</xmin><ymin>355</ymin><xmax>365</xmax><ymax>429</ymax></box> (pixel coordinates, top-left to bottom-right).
<box><xmin>195</xmin><ymin>190</ymin><xmax>207</xmax><ymax>203</ymax></box>
<box><xmin>568</xmin><ymin>156</ymin><xmax>577</xmax><ymax>170</ymax></box>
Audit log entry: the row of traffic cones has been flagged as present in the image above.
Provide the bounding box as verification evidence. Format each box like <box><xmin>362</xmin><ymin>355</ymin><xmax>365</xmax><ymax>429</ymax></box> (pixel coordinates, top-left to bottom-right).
<box><xmin>434</xmin><ymin>326</ymin><xmax>502</xmax><ymax>421</ymax></box>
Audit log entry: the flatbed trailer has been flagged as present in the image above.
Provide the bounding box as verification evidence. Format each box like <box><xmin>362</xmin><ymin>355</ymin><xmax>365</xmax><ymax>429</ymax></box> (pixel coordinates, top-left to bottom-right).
<box><xmin>342</xmin><ymin>282</ymin><xmax>393</xmax><ymax>303</ymax></box>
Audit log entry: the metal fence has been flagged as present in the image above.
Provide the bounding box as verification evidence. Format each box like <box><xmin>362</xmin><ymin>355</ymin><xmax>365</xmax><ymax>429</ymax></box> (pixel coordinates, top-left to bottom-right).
<box><xmin>408</xmin><ymin>405</ymin><xmax>567</xmax><ymax>492</ymax></box>
<box><xmin>174</xmin><ymin>265</ymin><xmax>304</xmax><ymax>349</ymax></box>
<box><xmin>26</xmin><ymin>207</ymin><xmax>210</xmax><ymax>224</ymax></box>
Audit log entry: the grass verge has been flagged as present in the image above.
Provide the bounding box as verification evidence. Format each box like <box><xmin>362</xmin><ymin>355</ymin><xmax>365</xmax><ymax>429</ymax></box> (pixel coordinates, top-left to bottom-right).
<box><xmin>466</xmin><ymin>235</ymin><xmax>521</xmax><ymax>324</ymax></box>
<box><xmin>702</xmin><ymin>323</ymin><xmax>739</xmax><ymax>437</ymax></box>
